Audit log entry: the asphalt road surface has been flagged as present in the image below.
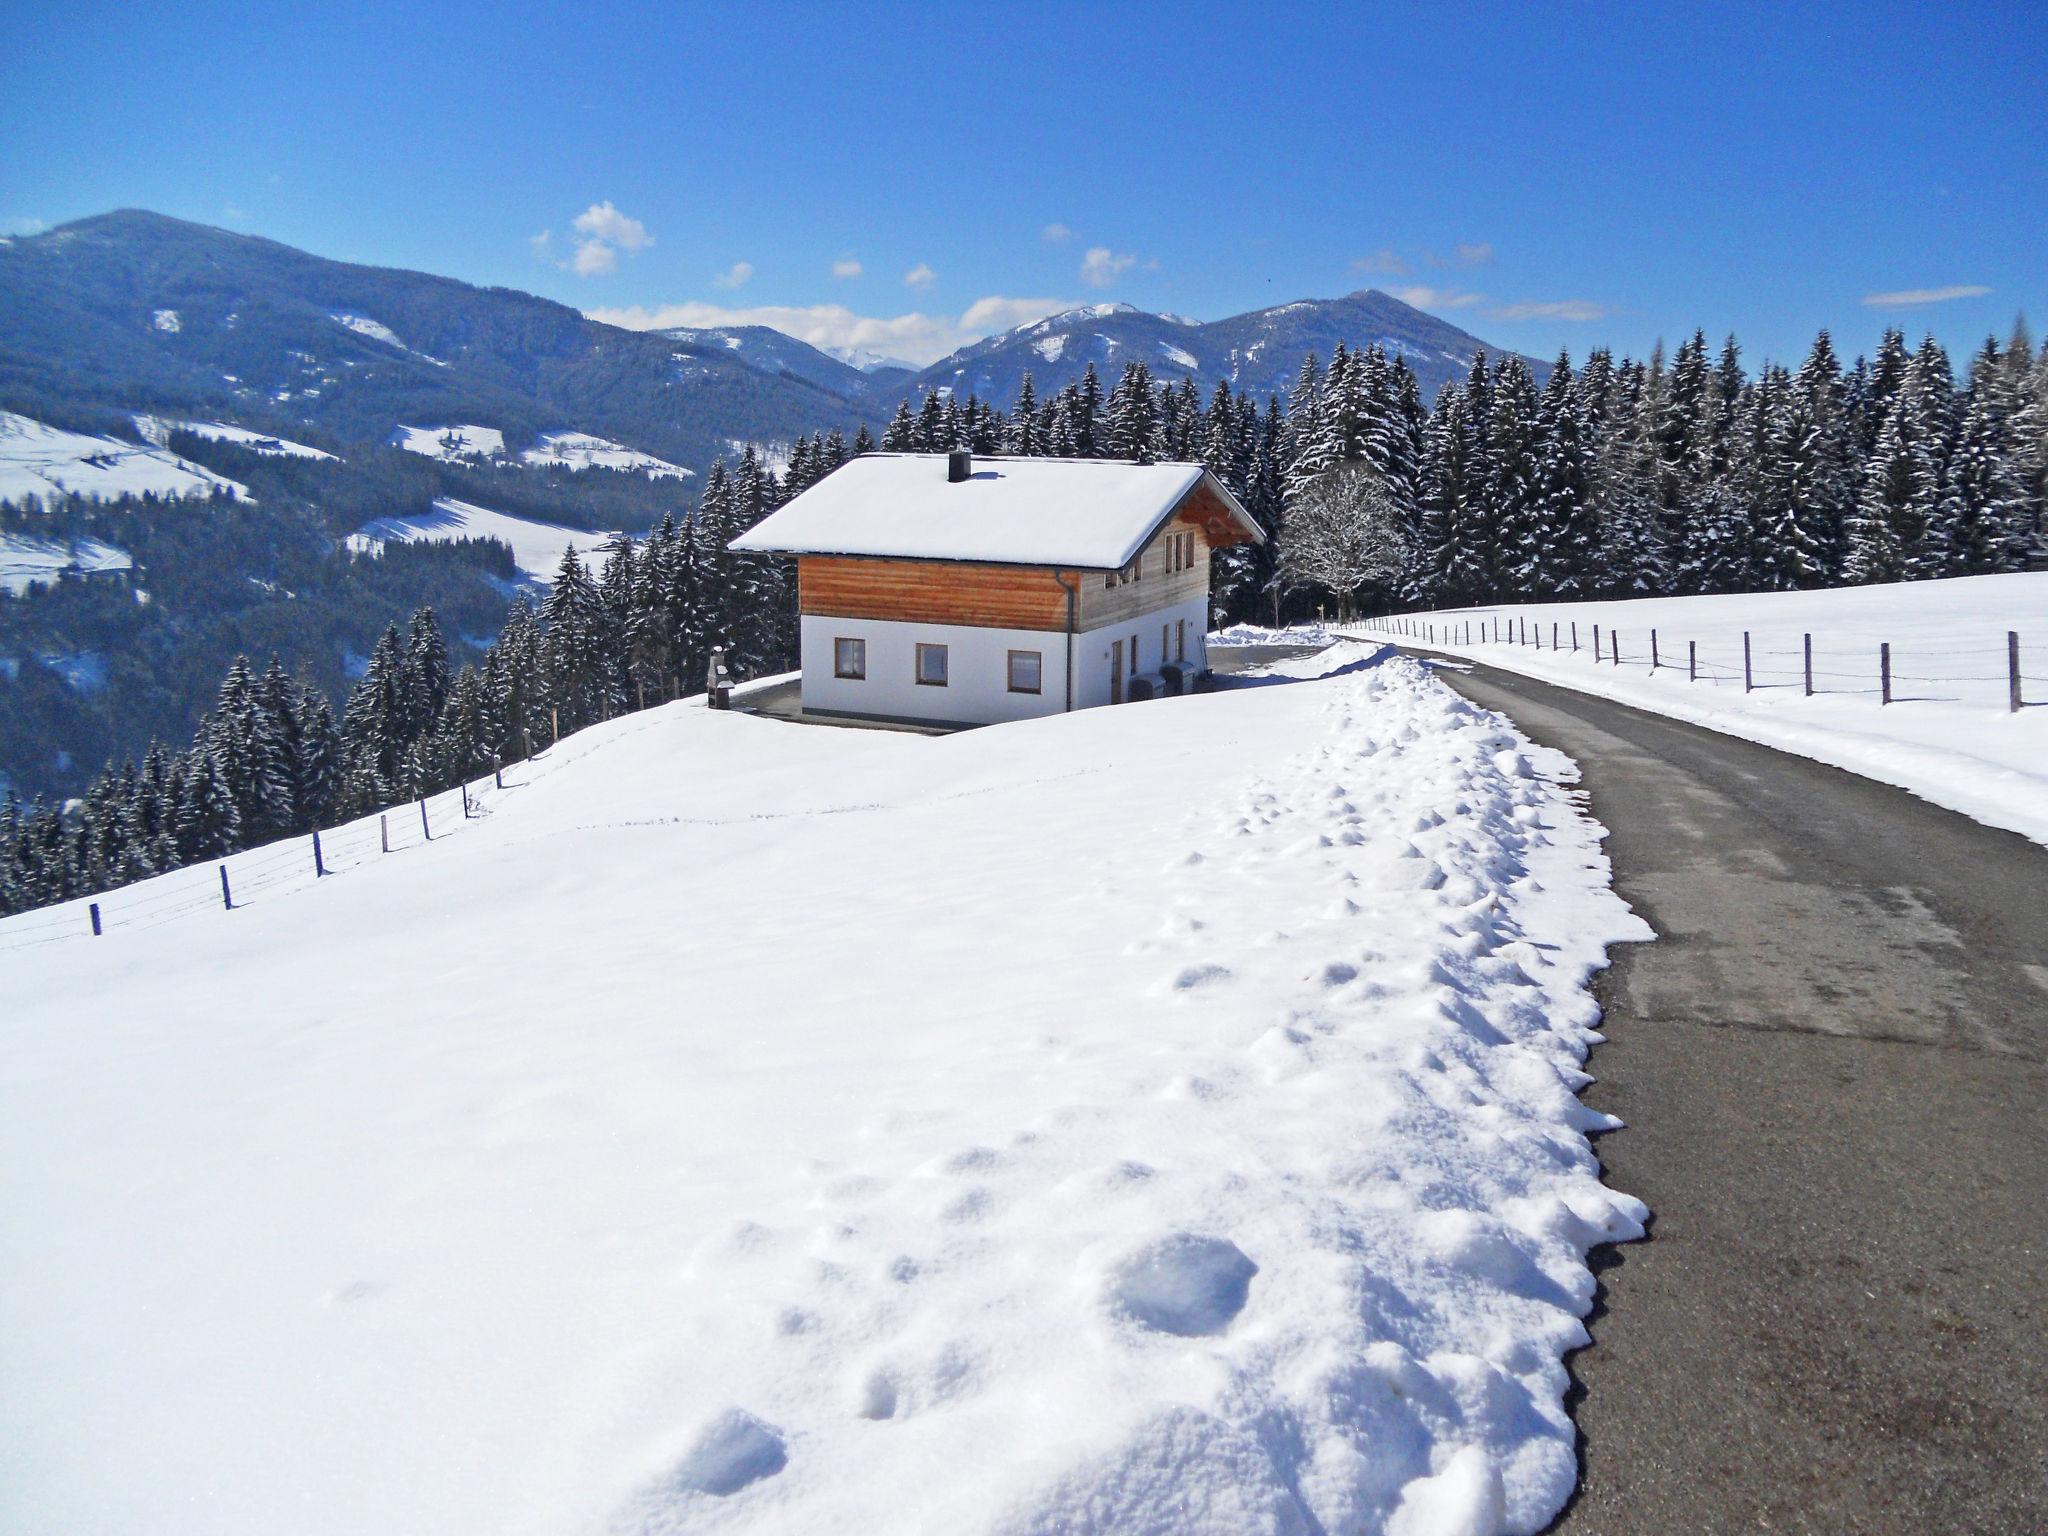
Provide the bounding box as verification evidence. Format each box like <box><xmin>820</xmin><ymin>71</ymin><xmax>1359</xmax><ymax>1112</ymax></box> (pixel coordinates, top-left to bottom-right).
<box><xmin>1427</xmin><ymin>660</ymin><xmax>2047</xmax><ymax>1535</ymax></box>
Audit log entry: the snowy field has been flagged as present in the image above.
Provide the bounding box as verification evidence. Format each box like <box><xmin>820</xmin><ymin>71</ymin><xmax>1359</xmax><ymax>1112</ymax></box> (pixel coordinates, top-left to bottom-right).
<box><xmin>0</xmin><ymin>532</ymin><xmax>132</xmax><ymax>595</ymax></box>
<box><xmin>521</xmin><ymin>430</ymin><xmax>695</xmax><ymax>479</ymax></box>
<box><xmin>0</xmin><ymin>647</ymin><xmax>1646</xmax><ymax>1536</ymax></box>
<box><xmin>347</xmin><ymin>496</ymin><xmax>617</xmax><ymax>581</ymax></box>
<box><xmin>1361</xmin><ymin>573</ymin><xmax>2048</xmax><ymax>847</ymax></box>
<box><xmin>135</xmin><ymin>414</ymin><xmax>337</xmax><ymax>460</ymax></box>
<box><xmin>0</xmin><ymin>410</ymin><xmax>247</xmax><ymax>505</ymax></box>
<box><xmin>391</xmin><ymin>422</ymin><xmax>507</xmax><ymax>461</ymax></box>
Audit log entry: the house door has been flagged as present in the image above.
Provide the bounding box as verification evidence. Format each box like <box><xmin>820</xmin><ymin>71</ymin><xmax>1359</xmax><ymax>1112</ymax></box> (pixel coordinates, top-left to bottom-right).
<box><xmin>1110</xmin><ymin>639</ymin><xmax>1124</xmax><ymax>704</ymax></box>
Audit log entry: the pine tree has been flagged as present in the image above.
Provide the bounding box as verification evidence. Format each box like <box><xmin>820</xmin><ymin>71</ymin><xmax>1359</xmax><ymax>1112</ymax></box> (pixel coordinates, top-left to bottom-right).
<box><xmin>1104</xmin><ymin>361</ymin><xmax>1159</xmax><ymax>461</ymax></box>
<box><xmin>1010</xmin><ymin>374</ymin><xmax>1040</xmax><ymax>455</ymax></box>
<box><xmin>541</xmin><ymin>546</ymin><xmax>618</xmax><ymax>732</ymax></box>
<box><xmin>881</xmin><ymin>402</ymin><xmax>915</xmax><ymax>451</ymax></box>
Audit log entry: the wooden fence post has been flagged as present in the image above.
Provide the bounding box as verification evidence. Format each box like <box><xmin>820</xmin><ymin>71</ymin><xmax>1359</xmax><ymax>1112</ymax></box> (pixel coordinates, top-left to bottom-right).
<box><xmin>419</xmin><ymin>797</ymin><xmax>431</xmax><ymax>842</ymax></box>
<box><xmin>1689</xmin><ymin>639</ymin><xmax>1697</xmax><ymax>682</ymax></box>
<box><xmin>219</xmin><ymin>864</ymin><xmax>233</xmax><ymax>911</ymax></box>
<box><xmin>1881</xmin><ymin>642</ymin><xmax>1892</xmax><ymax>705</ymax></box>
<box><xmin>1651</xmin><ymin>630</ymin><xmax>1660</xmax><ymax>671</ymax></box>
<box><xmin>2011</xmin><ymin>631</ymin><xmax>2023</xmax><ymax>713</ymax></box>
<box><xmin>462</xmin><ymin>782</ymin><xmax>471</xmax><ymax>819</ymax></box>
<box><xmin>1571</xmin><ymin>622</ymin><xmax>1579</xmax><ymax>653</ymax></box>
<box><xmin>1552</xmin><ymin>621</ymin><xmax>1558</xmax><ymax>650</ymax></box>
<box><xmin>1593</xmin><ymin>624</ymin><xmax>1601</xmax><ymax>661</ymax></box>
<box><xmin>551</xmin><ymin>707</ymin><xmax>559</xmax><ymax>746</ymax></box>
<box><xmin>1613</xmin><ymin>630</ymin><xmax>1621</xmax><ymax>665</ymax></box>
<box><xmin>494</xmin><ymin>754</ymin><xmax>503</xmax><ymax>790</ymax></box>
<box><xmin>380</xmin><ymin>814</ymin><xmax>389</xmax><ymax>853</ymax></box>
<box><xmin>89</xmin><ymin>901</ymin><xmax>101</xmax><ymax>936</ymax></box>
<box><xmin>1743</xmin><ymin>631</ymin><xmax>1753</xmax><ymax>693</ymax></box>
<box><xmin>313</xmin><ymin>829</ymin><xmax>327</xmax><ymax>877</ymax></box>
<box><xmin>1803</xmin><ymin>633</ymin><xmax>1813</xmax><ymax>696</ymax></box>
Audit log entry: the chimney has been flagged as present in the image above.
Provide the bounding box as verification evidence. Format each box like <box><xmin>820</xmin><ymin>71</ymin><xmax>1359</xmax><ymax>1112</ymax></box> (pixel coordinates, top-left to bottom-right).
<box><xmin>947</xmin><ymin>448</ymin><xmax>972</xmax><ymax>483</ymax></box>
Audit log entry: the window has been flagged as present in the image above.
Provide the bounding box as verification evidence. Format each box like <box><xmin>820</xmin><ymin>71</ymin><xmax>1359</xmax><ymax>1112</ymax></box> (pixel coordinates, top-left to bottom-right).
<box><xmin>833</xmin><ymin>637</ymin><xmax>866</xmax><ymax>680</ymax></box>
<box><xmin>1007</xmin><ymin>649</ymin><xmax>1042</xmax><ymax>694</ymax></box>
<box><xmin>1104</xmin><ymin>573</ymin><xmax>1116</xmax><ymax>590</ymax></box>
<box><xmin>916</xmin><ymin>642</ymin><xmax>949</xmax><ymax>686</ymax></box>
<box><xmin>1129</xmin><ymin>633</ymin><xmax>1138</xmax><ymax>675</ymax></box>
<box><xmin>1176</xmin><ymin>619</ymin><xmax>1186</xmax><ymax>661</ymax></box>
<box><xmin>1162</xmin><ymin>623</ymin><xmax>1170</xmax><ymax>664</ymax></box>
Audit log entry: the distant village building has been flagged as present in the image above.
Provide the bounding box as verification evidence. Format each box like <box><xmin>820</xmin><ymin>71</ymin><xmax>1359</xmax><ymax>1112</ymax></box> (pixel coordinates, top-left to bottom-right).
<box><xmin>729</xmin><ymin>451</ymin><xmax>1264</xmax><ymax>727</ymax></box>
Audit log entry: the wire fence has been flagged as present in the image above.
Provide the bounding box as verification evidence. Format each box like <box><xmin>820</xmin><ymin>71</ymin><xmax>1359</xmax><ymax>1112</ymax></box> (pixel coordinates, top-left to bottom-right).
<box><xmin>1355</xmin><ymin>611</ymin><xmax>2043</xmax><ymax>714</ymax></box>
<box><xmin>0</xmin><ymin>761</ymin><xmax>518</xmax><ymax>957</ymax></box>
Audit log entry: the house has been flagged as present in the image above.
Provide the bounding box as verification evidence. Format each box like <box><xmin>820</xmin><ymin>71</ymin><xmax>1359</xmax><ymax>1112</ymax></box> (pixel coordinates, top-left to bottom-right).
<box><xmin>728</xmin><ymin>450</ymin><xmax>1264</xmax><ymax>728</ymax></box>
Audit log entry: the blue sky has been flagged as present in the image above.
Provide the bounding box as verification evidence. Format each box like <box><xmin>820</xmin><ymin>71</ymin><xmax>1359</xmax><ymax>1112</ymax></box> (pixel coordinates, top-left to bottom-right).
<box><xmin>3</xmin><ymin>1</ymin><xmax>2042</xmax><ymax>368</ymax></box>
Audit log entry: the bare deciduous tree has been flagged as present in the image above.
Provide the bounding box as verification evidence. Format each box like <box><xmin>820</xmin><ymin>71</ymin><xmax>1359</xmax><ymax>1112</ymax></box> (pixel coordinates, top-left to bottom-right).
<box><xmin>1278</xmin><ymin>461</ymin><xmax>1409</xmax><ymax>620</ymax></box>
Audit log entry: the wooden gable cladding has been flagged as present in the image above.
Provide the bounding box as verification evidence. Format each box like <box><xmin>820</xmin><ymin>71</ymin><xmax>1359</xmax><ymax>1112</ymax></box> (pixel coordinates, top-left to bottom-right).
<box><xmin>1177</xmin><ymin>477</ymin><xmax>1258</xmax><ymax>550</ymax></box>
<box><xmin>799</xmin><ymin>555</ymin><xmax>1076</xmax><ymax>632</ymax></box>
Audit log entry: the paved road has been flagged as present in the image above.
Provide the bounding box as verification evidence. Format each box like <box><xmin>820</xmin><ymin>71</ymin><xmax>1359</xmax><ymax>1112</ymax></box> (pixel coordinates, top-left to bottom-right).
<box><xmin>1426</xmin><ymin>661</ymin><xmax>2047</xmax><ymax>1535</ymax></box>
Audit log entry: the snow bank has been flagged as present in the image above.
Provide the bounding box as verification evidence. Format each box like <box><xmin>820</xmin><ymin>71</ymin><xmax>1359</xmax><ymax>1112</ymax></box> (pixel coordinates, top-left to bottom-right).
<box><xmin>0</xmin><ymin>648</ymin><xmax>1646</xmax><ymax>1536</ymax></box>
<box><xmin>0</xmin><ymin>533</ymin><xmax>132</xmax><ymax>595</ymax></box>
<box><xmin>1210</xmin><ymin>621</ymin><xmax>1338</xmax><ymax>648</ymax></box>
<box><xmin>520</xmin><ymin>431</ymin><xmax>694</xmax><ymax>479</ymax></box>
<box><xmin>1364</xmin><ymin>573</ymin><xmax>2048</xmax><ymax>846</ymax></box>
<box><xmin>347</xmin><ymin>496</ymin><xmax>617</xmax><ymax>581</ymax></box>
<box><xmin>391</xmin><ymin>423</ymin><xmax>505</xmax><ymax>461</ymax></box>
<box><xmin>0</xmin><ymin>411</ymin><xmax>247</xmax><ymax>506</ymax></box>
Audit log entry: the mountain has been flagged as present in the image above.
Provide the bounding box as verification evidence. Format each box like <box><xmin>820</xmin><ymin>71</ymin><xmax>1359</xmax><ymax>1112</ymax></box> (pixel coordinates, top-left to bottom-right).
<box><xmin>903</xmin><ymin>291</ymin><xmax>1546</xmax><ymax>409</ymax></box>
<box><xmin>656</xmin><ymin>324</ymin><xmax>914</xmax><ymax>401</ymax></box>
<box><xmin>0</xmin><ymin>210</ymin><xmax>868</xmax><ymax>469</ymax></box>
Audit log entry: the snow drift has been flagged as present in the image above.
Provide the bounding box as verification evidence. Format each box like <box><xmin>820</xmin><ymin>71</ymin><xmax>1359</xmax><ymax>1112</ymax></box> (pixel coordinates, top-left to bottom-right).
<box><xmin>0</xmin><ymin>645</ymin><xmax>1646</xmax><ymax>1536</ymax></box>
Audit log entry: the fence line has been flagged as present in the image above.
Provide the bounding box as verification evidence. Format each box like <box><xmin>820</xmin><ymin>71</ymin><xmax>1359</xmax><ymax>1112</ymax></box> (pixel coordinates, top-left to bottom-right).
<box><xmin>1357</xmin><ymin>613</ymin><xmax>2040</xmax><ymax>714</ymax></box>
<box><xmin>0</xmin><ymin>758</ymin><xmax>523</xmax><ymax>955</ymax></box>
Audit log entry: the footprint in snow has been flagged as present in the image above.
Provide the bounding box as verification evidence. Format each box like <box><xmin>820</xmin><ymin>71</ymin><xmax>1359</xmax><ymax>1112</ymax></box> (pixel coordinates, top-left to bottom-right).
<box><xmin>1107</xmin><ymin>1233</ymin><xmax>1258</xmax><ymax>1337</ymax></box>
<box><xmin>1169</xmin><ymin>963</ymin><xmax>1233</xmax><ymax>991</ymax></box>
<box><xmin>656</xmin><ymin>1408</ymin><xmax>787</xmax><ymax>1498</ymax></box>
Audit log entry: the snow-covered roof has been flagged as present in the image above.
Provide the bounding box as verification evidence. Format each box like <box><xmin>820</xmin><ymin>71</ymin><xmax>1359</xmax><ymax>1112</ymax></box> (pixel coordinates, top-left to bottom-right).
<box><xmin>728</xmin><ymin>453</ymin><xmax>1262</xmax><ymax>569</ymax></box>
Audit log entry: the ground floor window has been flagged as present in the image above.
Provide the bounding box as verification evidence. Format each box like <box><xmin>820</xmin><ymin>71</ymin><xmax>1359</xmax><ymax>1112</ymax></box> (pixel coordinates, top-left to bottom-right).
<box><xmin>1007</xmin><ymin>649</ymin><xmax>1042</xmax><ymax>694</ymax></box>
<box><xmin>834</xmin><ymin>636</ymin><xmax>866</xmax><ymax>680</ymax></box>
<box><xmin>916</xmin><ymin>642</ymin><xmax>949</xmax><ymax>686</ymax></box>
<box><xmin>1176</xmin><ymin>619</ymin><xmax>1186</xmax><ymax>661</ymax></box>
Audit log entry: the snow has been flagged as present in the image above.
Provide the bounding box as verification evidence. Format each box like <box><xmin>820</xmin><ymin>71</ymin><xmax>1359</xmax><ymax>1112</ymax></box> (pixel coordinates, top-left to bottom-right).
<box><xmin>731</xmin><ymin>453</ymin><xmax>1258</xmax><ymax>569</ymax></box>
<box><xmin>332</xmin><ymin>312</ymin><xmax>447</xmax><ymax>366</ymax></box>
<box><xmin>1210</xmin><ymin>621</ymin><xmax>1338</xmax><ymax>649</ymax></box>
<box><xmin>0</xmin><ymin>533</ymin><xmax>132</xmax><ymax>595</ymax></box>
<box><xmin>134</xmin><ymin>415</ymin><xmax>337</xmax><ymax>460</ymax></box>
<box><xmin>0</xmin><ymin>646</ymin><xmax>1647</xmax><ymax>1536</ymax></box>
<box><xmin>1159</xmin><ymin>343</ymin><xmax>1200</xmax><ymax>370</ymax></box>
<box><xmin>1365</xmin><ymin>572</ymin><xmax>2048</xmax><ymax>847</ymax></box>
<box><xmin>347</xmin><ymin>497</ymin><xmax>617</xmax><ymax>582</ymax></box>
<box><xmin>519</xmin><ymin>431</ymin><xmax>694</xmax><ymax>479</ymax></box>
<box><xmin>151</xmin><ymin>308</ymin><xmax>180</xmax><ymax>333</ymax></box>
<box><xmin>392</xmin><ymin>423</ymin><xmax>505</xmax><ymax>461</ymax></box>
<box><xmin>1033</xmin><ymin>334</ymin><xmax>1068</xmax><ymax>362</ymax></box>
<box><xmin>0</xmin><ymin>412</ymin><xmax>246</xmax><ymax>506</ymax></box>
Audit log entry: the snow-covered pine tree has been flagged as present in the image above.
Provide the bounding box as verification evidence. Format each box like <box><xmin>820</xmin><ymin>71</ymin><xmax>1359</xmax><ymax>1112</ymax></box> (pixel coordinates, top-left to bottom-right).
<box><xmin>881</xmin><ymin>403</ymin><xmax>915</xmax><ymax>452</ymax></box>
<box><xmin>1104</xmin><ymin>362</ymin><xmax>1159</xmax><ymax>461</ymax></box>
<box><xmin>1010</xmin><ymin>374</ymin><xmax>1040</xmax><ymax>455</ymax></box>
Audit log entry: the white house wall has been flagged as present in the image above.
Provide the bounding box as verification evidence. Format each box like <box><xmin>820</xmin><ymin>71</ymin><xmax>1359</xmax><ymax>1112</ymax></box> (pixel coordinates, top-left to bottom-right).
<box><xmin>799</xmin><ymin>593</ymin><xmax>1210</xmax><ymax>726</ymax></box>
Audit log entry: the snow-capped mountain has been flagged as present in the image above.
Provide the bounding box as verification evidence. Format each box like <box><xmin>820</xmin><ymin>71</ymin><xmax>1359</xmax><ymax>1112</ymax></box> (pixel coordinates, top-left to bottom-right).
<box><xmin>903</xmin><ymin>290</ymin><xmax>1546</xmax><ymax>408</ymax></box>
<box><xmin>654</xmin><ymin>323</ymin><xmax>914</xmax><ymax>400</ymax></box>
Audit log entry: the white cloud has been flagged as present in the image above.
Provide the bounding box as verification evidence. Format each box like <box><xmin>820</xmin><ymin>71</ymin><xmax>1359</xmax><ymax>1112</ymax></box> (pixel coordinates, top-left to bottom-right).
<box><xmin>547</xmin><ymin>200</ymin><xmax>654</xmax><ymax>279</ymax></box>
<box><xmin>573</xmin><ymin>240</ymin><xmax>618</xmax><ymax>276</ymax></box>
<box><xmin>1861</xmin><ymin>284</ymin><xmax>1992</xmax><ymax>307</ymax></box>
<box><xmin>571</xmin><ymin>201</ymin><xmax>653</xmax><ymax>251</ymax></box>
<box><xmin>589</xmin><ymin>295</ymin><xmax>1080</xmax><ymax>367</ymax></box>
<box><xmin>1080</xmin><ymin>247</ymin><xmax>1136</xmax><ymax>287</ymax></box>
<box><xmin>1485</xmin><ymin>298</ymin><xmax>1609</xmax><ymax>322</ymax></box>
<box><xmin>1350</xmin><ymin>248</ymin><xmax>1410</xmax><ymax>277</ymax></box>
<box><xmin>712</xmin><ymin>260</ymin><xmax>754</xmax><ymax>290</ymax></box>
<box><xmin>1455</xmin><ymin>242</ymin><xmax>1495</xmax><ymax>267</ymax></box>
<box><xmin>1388</xmin><ymin>285</ymin><xmax>1485</xmax><ymax>311</ymax></box>
<box><xmin>1</xmin><ymin>215</ymin><xmax>48</xmax><ymax>236</ymax></box>
<box><xmin>903</xmin><ymin>262</ymin><xmax>937</xmax><ymax>290</ymax></box>
<box><xmin>831</xmin><ymin>257</ymin><xmax>863</xmax><ymax>279</ymax></box>
<box><xmin>1041</xmin><ymin>223</ymin><xmax>1074</xmax><ymax>243</ymax></box>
